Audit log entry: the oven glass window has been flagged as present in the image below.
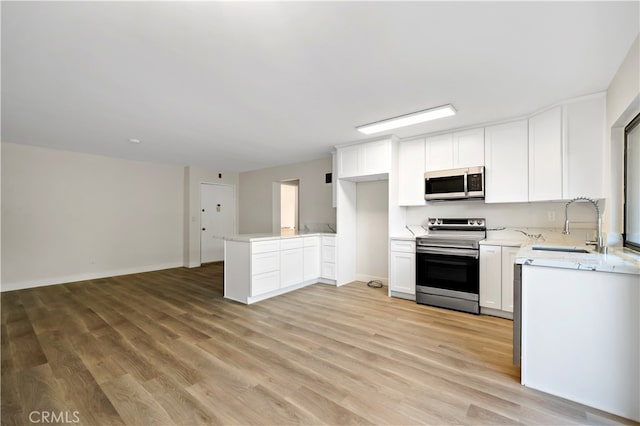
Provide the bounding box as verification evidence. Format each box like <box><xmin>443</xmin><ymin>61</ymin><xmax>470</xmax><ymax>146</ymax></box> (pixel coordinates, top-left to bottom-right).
<box><xmin>416</xmin><ymin>252</ymin><xmax>479</xmax><ymax>294</ymax></box>
<box><xmin>425</xmin><ymin>175</ymin><xmax>465</xmax><ymax>194</ymax></box>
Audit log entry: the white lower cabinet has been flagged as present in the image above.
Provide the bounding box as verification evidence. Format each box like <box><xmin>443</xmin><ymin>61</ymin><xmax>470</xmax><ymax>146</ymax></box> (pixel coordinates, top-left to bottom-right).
<box><xmin>281</xmin><ymin>248</ymin><xmax>303</xmax><ymax>288</ymax></box>
<box><xmin>225</xmin><ymin>234</ymin><xmax>337</xmax><ymax>304</ymax></box>
<box><xmin>389</xmin><ymin>239</ymin><xmax>416</xmax><ymax>298</ymax></box>
<box><xmin>500</xmin><ymin>247</ymin><xmax>519</xmax><ymax>313</ymax></box>
<box><xmin>321</xmin><ymin>235</ymin><xmax>336</xmax><ymax>280</ymax></box>
<box><xmin>303</xmin><ymin>237</ymin><xmax>321</xmax><ymax>281</ymax></box>
<box><xmin>480</xmin><ymin>244</ymin><xmax>519</xmax><ymax>317</ymax></box>
<box><xmin>252</xmin><ymin>271</ymin><xmax>280</xmax><ymax>296</ymax></box>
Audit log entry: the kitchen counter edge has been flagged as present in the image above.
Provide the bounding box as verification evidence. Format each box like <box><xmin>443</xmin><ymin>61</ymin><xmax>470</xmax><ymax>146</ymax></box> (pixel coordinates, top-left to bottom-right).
<box><xmin>224</xmin><ymin>232</ymin><xmax>336</xmax><ymax>243</ymax></box>
<box><xmin>515</xmin><ymin>245</ymin><xmax>640</xmax><ymax>275</ymax></box>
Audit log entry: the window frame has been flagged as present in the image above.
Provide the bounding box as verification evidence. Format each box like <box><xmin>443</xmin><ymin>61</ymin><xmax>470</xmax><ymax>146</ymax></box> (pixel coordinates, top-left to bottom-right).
<box><xmin>623</xmin><ymin>112</ymin><xmax>640</xmax><ymax>251</ymax></box>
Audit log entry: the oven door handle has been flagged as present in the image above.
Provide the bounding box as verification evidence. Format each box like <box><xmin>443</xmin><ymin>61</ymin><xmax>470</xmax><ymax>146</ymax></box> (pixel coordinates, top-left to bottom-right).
<box><xmin>416</xmin><ymin>247</ymin><xmax>479</xmax><ymax>259</ymax></box>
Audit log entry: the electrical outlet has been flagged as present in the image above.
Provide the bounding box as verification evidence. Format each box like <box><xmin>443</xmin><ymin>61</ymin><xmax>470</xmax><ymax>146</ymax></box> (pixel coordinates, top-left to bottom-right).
<box><xmin>547</xmin><ymin>211</ymin><xmax>556</xmax><ymax>222</ymax></box>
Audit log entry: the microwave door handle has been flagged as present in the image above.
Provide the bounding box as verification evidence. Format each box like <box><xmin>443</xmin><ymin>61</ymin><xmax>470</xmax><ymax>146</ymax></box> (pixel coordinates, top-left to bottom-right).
<box><xmin>463</xmin><ymin>170</ymin><xmax>468</xmax><ymax>196</ymax></box>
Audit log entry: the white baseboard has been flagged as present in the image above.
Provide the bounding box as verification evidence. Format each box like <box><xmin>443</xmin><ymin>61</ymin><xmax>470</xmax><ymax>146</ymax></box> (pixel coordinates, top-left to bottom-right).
<box><xmin>480</xmin><ymin>307</ymin><xmax>514</xmax><ymax>320</ymax></box>
<box><xmin>390</xmin><ymin>291</ymin><xmax>416</xmax><ymax>301</ymax></box>
<box><xmin>356</xmin><ymin>274</ymin><xmax>388</xmax><ymax>286</ymax></box>
<box><xmin>1</xmin><ymin>262</ymin><xmax>184</xmax><ymax>292</ymax></box>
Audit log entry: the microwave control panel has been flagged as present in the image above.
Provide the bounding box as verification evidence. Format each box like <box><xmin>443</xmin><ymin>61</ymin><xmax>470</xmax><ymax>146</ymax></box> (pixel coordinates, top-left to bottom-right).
<box><xmin>468</xmin><ymin>173</ymin><xmax>483</xmax><ymax>191</ymax></box>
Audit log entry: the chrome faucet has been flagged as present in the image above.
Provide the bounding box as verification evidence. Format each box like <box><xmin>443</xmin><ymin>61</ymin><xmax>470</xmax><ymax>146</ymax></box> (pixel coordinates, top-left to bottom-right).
<box><xmin>563</xmin><ymin>197</ymin><xmax>603</xmax><ymax>252</ymax></box>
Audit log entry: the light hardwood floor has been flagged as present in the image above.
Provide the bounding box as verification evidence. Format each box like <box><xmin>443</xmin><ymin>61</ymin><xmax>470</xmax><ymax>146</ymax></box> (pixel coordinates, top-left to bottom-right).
<box><xmin>1</xmin><ymin>263</ymin><xmax>637</xmax><ymax>425</ymax></box>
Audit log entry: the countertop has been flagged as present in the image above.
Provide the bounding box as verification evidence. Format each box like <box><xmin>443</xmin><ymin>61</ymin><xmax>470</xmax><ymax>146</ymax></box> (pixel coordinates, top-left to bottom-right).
<box><xmin>480</xmin><ymin>238</ymin><xmax>526</xmax><ymax>247</ymax></box>
<box><xmin>516</xmin><ymin>245</ymin><xmax>640</xmax><ymax>275</ymax></box>
<box><xmin>224</xmin><ymin>232</ymin><xmax>336</xmax><ymax>243</ymax></box>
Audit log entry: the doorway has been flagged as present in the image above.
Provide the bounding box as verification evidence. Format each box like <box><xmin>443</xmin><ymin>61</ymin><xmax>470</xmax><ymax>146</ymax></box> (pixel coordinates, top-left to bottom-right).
<box><xmin>280</xmin><ymin>180</ymin><xmax>299</xmax><ymax>235</ymax></box>
<box><xmin>200</xmin><ymin>183</ymin><xmax>236</xmax><ymax>263</ymax></box>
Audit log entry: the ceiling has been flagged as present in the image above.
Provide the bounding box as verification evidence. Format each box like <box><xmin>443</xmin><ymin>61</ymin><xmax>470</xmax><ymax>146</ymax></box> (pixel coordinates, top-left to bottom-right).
<box><xmin>2</xmin><ymin>2</ymin><xmax>639</xmax><ymax>172</ymax></box>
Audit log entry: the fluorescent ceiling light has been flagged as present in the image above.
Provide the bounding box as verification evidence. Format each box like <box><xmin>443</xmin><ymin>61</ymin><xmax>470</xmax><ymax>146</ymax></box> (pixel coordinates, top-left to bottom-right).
<box><xmin>356</xmin><ymin>104</ymin><xmax>456</xmax><ymax>135</ymax></box>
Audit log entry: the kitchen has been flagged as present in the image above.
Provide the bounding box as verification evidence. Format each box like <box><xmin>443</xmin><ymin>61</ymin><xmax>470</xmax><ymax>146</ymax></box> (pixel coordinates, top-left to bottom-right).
<box><xmin>223</xmin><ymin>51</ymin><xmax>640</xmax><ymax>425</ymax></box>
<box><xmin>2</xmin><ymin>2</ymin><xmax>640</xmax><ymax>425</ymax></box>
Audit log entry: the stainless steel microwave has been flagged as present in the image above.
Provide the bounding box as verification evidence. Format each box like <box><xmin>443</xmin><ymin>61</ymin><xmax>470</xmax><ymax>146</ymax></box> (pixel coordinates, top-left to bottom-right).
<box><xmin>424</xmin><ymin>166</ymin><xmax>485</xmax><ymax>201</ymax></box>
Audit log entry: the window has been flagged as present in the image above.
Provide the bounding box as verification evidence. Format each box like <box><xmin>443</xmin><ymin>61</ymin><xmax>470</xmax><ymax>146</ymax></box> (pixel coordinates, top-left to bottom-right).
<box><xmin>624</xmin><ymin>112</ymin><xmax>640</xmax><ymax>251</ymax></box>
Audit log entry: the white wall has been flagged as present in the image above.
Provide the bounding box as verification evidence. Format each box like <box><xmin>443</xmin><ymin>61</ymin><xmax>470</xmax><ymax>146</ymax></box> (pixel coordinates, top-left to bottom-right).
<box><xmin>356</xmin><ymin>180</ymin><xmax>389</xmax><ymax>284</ymax></box>
<box><xmin>184</xmin><ymin>166</ymin><xmax>239</xmax><ymax>267</ymax></box>
<box><xmin>238</xmin><ymin>157</ymin><xmax>335</xmax><ymax>233</ymax></box>
<box><xmin>606</xmin><ymin>35</ymin><xmax>640</xmax><ymax>245</ymax></box>
<box><xmin>1</xmin><ymin>143</ymin><xmax>185</xmax><ymax>290</ymax></box>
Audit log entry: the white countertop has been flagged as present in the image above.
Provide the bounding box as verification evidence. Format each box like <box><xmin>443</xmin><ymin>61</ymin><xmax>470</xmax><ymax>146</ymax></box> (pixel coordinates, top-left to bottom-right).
<box><xmin>224</xmin><ymin>232</ymin><xmax>336</xmax><ymax>242</ymax></box>
<box><xmin>516</xmin><ymin>244</ymin><xmax>640</xmax><ymax>275</ymax></box>
<box><xmin>480</xmin><ymin>238</ymin><xmax>525</xmax><ymax>247</ymax></box>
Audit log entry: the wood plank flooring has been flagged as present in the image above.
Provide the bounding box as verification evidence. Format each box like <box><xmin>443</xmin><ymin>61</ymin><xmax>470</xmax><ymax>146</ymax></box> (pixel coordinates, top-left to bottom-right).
<box><xmin>1</xmin><ymin>263</ymin><xmax>637</xmax><ymax>425</ymax></box>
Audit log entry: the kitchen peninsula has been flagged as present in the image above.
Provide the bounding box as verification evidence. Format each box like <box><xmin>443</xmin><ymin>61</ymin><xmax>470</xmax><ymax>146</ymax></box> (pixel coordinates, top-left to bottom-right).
<box><xmin>224</xmin><ymin>233</ymin><xmax>337</xmax><ymax>304</ymax></box>
<box><xmin>516</xmin><ymin>246</ymin><xmax>640</xmax><ymax>422</ymax></box>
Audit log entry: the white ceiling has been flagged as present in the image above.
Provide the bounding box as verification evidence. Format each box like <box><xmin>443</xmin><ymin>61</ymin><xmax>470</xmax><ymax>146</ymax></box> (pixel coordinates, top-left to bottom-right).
<box><xmin>2</xmin><ymin>2</ymin><xmax>638</xmax><ymax>172</ymax></box>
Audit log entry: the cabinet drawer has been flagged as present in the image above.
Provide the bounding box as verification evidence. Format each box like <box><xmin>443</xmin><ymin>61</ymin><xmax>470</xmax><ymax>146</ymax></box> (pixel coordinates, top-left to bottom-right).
<box><xmin>303</xmin><ymin>236</ymin><xmax>320</xmax><ymax>247</ymax></box>
<box><xmin>252</xmin><ymin>252</ymin><xmax>280</xmax><ymax>275</ymax></box>
<box><xmin>321</xmin><ymin>262</ymin><xmax>336</xmax><ymax>280</ymax></box>
<box><xmin>251</xmin><ymin>271</ymin><xmax>280</xmax><ymax>296</ymax></box>
<box><xmin>280</xmin><ymin>237</ymin><xmax>303</xmax><ymax>250</ymax></box>
<box><xmin>322</xmin><ymin>245</ymin><xmax>336</xmax><ymax>263</ymax></box>
<box><xmin>252</xmin><ymin>240</ymin><xmax>280</xmax><ymax>254</ymax></box>
<box><xmin>321</xmin><ymin>236</ymin><xmax>336</xmax><ymax>246</ymax></box>
<box><xmin>390</xmin><ymin>240</ymin><xmax>416</xmax><ymax>253</ymax></box>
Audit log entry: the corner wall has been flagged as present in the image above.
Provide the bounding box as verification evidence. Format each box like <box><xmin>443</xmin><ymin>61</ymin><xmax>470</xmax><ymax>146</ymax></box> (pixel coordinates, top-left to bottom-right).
<box><xmin>238</xmin><ymin>157</ymin><xmax>335</xmax><ymax>233</ymax></box>
<box><xmin>1</xmin><ymin>143</ymin><xmax>185</xmax><ymax>290</ymax></box>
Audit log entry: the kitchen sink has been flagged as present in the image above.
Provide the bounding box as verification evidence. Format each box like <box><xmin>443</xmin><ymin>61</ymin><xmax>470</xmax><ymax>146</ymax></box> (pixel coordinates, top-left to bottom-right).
<box><xmin>531</xmin><ymin>245</ymin><xmax>591</xmax><ymax>254</ymax></box>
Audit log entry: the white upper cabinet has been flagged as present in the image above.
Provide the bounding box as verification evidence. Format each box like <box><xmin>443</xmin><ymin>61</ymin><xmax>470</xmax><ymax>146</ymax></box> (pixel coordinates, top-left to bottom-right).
<box><xmin>528</xmin><ymin>106</ymin><xmax>563</xmax><ymax>201</ymax></box>
<box><xmin>453</xmin><ymin>128</ymin><xmax>485</xmax><ymax>168</ymax></box>
<box><xmin>338</xmin><ymin>145</ymin><xmax>360</xmax><ymax>178</ymax></box>
<box><xmin>425</xmin><ymin>128</ymin><xmax>484</xmax><ymax>171</ymax></box>
<box><xmin>484</xmin><ymin>120</ymin><xmax>529</xmax><ymax>203</ymax></box>
<box><xmin>337</xmin><ymin>139</ymin><xmax>391</xmax><ymax>180</ymax></box>
<box><xmin>398</xmin><ymin>138</ymin><xmax>426</xmax><ymax>206</ymax></box>
<box><xmin>562</xmin><ymin>94</ymin><xmax>606</xmax><ymax>200</ymax></box>
<box><xmin>425</xmin><ymin>133</ymin><xmax>454</xmax><ymax>171</ymax></box>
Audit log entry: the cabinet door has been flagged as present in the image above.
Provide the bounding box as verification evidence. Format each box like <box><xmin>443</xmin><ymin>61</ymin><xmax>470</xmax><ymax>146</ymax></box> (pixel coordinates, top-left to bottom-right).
<box><xmin>425</xmin><ymin>133</ymin><xmax>454</xmax><ymax>171</ymax></box>
<box><xmin>321</xmin><ymin>262</ymin><xmax>336</xmax><ymax>280</ymax></box>
<box><xmin>322</xmin><ymin>245</ymin><xmax>336</xmax><ymax>263</ymax></box>
<box><xmin>252</xmin><ymin>271</ymin><xmax>280</xmax><ymax>296</ymax></box>
<box><xmin>529</xmin><ymin>106</ymin><xmax>563</xmax><ymax>201</ymax></box>
<box><xmin>484</xmin><ymin>120</ymin><xmax>528</xmax><ymax>203</ymax></box>
<box><xmin>501</xmin><ymin>247</ymin><xmax>519</xmax><ymax>313</ymax></box>
<box><xmin>480</xmin><ymin>245</ymin><xmax>502</xmax><ymax>309</ymax></box>
<box><xmin>338</xmin><ymin>145</ymin><xmax>360</xmax><ymax>178</ymax></box>
<box><xmin>454</xmin><ymin>128</ymin><xmax>485</xmax><ymax>168</ymax></box>
<box><xmin>303</xmin><ymin>244</ymin><xmax>320</xmax><ymax>281</ymax></box>
<box><xmin>389</xmin><ymin>251</ymin><xmax>416</xmax><ymax>295</ymax></box>
<box><xmin>281</xmin><ymin>248</ymin><xmax>304</xmax><ymax>288</ymax></box>
<box><xmin>398</xmin><ymin>138</ymin><xmax>426</xmax><ymax>206</ymax></box>
<box><xmin>362</xmin><ymin>140</ymin><xmax>391</xmax><ymax>175</ymax></box>
<box><xmin>563</xmin><ymin>95</ymin><xmax>606</xmax><ymax>200</ymax></box>
<box><xmin>252</xmin><ymin>252</ymin><xmax>280</xmax><ymax>275</ymax></box>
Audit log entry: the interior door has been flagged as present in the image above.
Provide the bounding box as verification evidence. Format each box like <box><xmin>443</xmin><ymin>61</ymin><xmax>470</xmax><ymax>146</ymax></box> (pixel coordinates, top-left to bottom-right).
<box><xmin>201</xmin><ymin>184</ymin><xmax>236</xmax><ymax>263</ymax></box>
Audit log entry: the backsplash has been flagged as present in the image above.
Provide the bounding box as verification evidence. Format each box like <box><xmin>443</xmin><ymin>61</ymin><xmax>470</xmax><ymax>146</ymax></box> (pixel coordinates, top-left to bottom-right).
<box><xmin>405</xmin><ymin>199</ymin><xmax>606</xmax><ymax>231</ymax></box>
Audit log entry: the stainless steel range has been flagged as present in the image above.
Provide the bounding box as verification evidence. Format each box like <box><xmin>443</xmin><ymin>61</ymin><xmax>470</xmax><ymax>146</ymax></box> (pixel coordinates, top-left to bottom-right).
<box><xmin>416</xmin><ymin>218</ymin><xmax>486</xmax><ymax>314</ymax></box>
